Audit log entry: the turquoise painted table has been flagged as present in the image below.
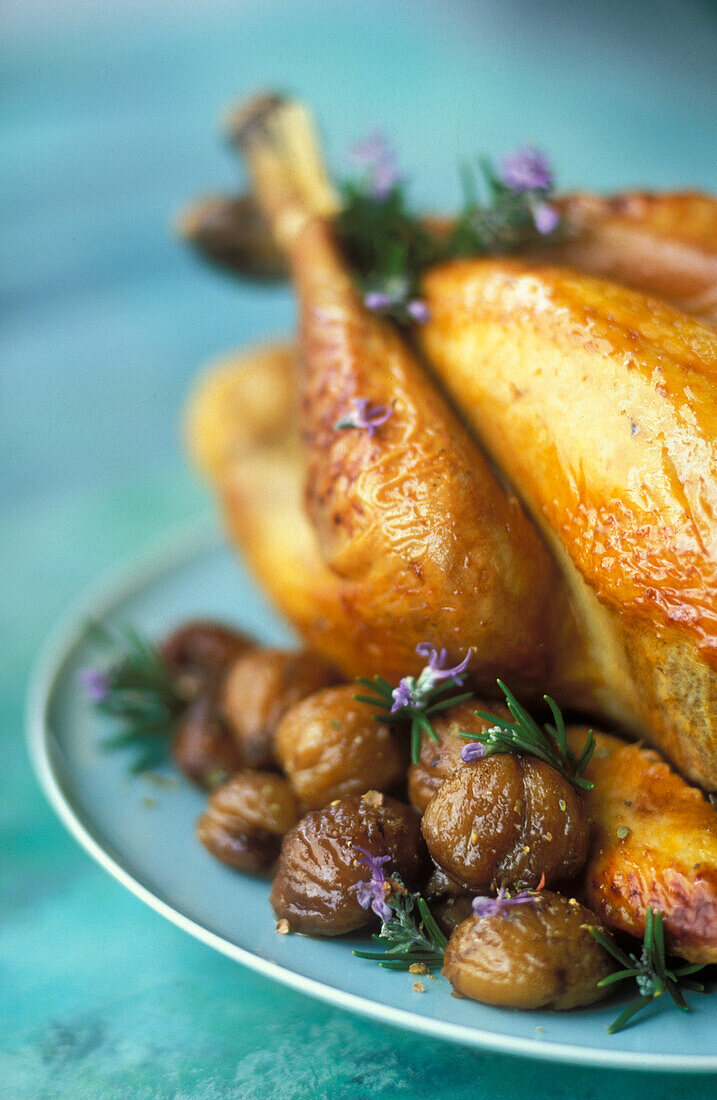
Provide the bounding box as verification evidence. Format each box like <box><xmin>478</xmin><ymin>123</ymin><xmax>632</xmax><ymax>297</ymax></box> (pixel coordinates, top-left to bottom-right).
<box><xmin>3</xmin><ymin>2</ymin><xmax>716</xmax><ymax>1095</ymax></box>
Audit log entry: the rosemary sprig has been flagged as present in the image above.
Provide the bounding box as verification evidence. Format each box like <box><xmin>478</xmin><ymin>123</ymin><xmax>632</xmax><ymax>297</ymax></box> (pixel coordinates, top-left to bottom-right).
<box><xmin>355</xmin><ymin>645</ymin><xmax>473</xmax><ymax>765</ymax></box>
<box><xmin>80</xmin><ymin>623</ymin><xmax>182</xmax><ymax>773</ymax></box>
<box><xmin>444</xmin><ymin>156</ymin><xmax>559</xmax><ymax>257</ymax></box>
<box><xmin>356</xmin><ymin>676</ymin><xmax>472</xmax><ymax>766</ymax></box>
<box><xmin>353</xmin><ymin>875</ymin><xmax>447</xmax><ymax>971</ymax></box>
<box><xmin>335</xmin><ymin>180</ymin><xmax>437</xmax><ymax>320</ymax></box>
<box><xmin>588</xmin><ymin>908</ymin><xmax>708</xmax><ymax>1033</ymax></box>
<box><xmin>459</xmin><ymin>680</ymin><xmax>595</xmax><ymax>790</ymax></box>
<box><xmin>335</xmin><ymin>148</ymin><xmax>563</xmax><ymax>324</ymax></box>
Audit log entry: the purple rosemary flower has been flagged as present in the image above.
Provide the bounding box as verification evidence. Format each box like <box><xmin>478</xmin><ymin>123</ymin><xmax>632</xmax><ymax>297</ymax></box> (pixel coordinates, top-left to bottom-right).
<box><xmin>472</xmin><ymin>885</ymin><xmax>539</xmax><ymax>919</ymax></box>
<box><xmin>364</xmin><ymin>290</ymin><xmax>394</xmax><ymax>312</ymax></box>
<box><xmin>531</xmin><ymin>201</ymin><xmax>560</xmax><ymax>235</ymax></box>
<box><xmin>353</xmin><ymin>846</ymin><xmax>393</xmax><ymax>922</ymax></box>
<box><xmin>357</xmin><ymin>641</ymin><xmax>474</xmax><ymax>763</ymax></box>
<box><xmin>391</xmin><ymin>679</ymin><xmax>415</xmax><ymax>712</ymax></box>
<box><xmin>334</xmin><ymin>397</ymin><xmax>394</xmax><ymax>437</ymax></box>
<box><xmin>349</xmin><ymin>131</ymin><xmax>401</xmax><ymax>199</ymax></box>
<box><xmin>460</xmin><ymin>740</ymin><xmax>488</xmax><ymax>763</ymax></box>
<box><xmin>499</xmin><ymin>146</ymin><xmax>553</xmax><ymax>193</ymax></box>
<box><xmin>364</xmin><ymin>285</ymin><xmax>429</xmax><ymax>325</ymax></box>
<box><xmin>406</xmin><ymin>298</ymin><xmax>430</xmax><ymax>323</ymax></box>
<box><xmin>77</xmin><ymin>666</ymin><xmax>110</xmax><ymax>703</ymax></box>
<box><xmin>415</xmin><ymin>644</ymin><xmax>471</xmax><ymax>685</ymax></box>
<box><xmin>391</xmin><ymin>644</ymin><xmax>472</xmax><ymax>713</ymax></box>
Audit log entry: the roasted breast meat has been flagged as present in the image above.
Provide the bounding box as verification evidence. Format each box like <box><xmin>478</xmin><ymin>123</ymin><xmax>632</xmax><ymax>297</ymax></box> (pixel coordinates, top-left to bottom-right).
<box><xmin>419</xmin><ymin>260</ymin><xmax>717</xmax><ymax>787</ymax></box>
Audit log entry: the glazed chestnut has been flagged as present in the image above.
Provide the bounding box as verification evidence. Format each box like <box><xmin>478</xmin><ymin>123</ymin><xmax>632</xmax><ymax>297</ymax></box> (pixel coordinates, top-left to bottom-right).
<box><xmin>197</xmin><ymin>771</ymin><xmax>299</xmax><ymax>873</ymax></box>
<box><xmin>443</xmin><ymin>892</ymin><xmax>614</xmax><ymax>1010</ymax></box>
<box><xmin>171</xmin><ymin>689</ymin><xmax>244</xmax><ymax>787</ymax></box>
<box><xmin>221</xmin><ymin>648</ymin><xmax>338</xmax><ymax>769</ymax></box>
<box><xmin>421</xmin><ymin>755</ymin><xmax>588</xmax><ymax>891</ymax></box>
<box><xmin>270</xmin><ymin>792</ymin><xmax>428</xmax><ymax>936</ymax></box>
<box><xmin>408</xmin><ymin>700</ymin><xmax>511</xmax><ymax>813</ymax></box>
<box><xmin>160</xmin><ymin>619</ymin><xmax>251</xmax><ymax>696</ymax></box>
<box><xmin>275</xmin><ymin>685</ymin><xmax>406</xmax><ymax>809</ymax></box>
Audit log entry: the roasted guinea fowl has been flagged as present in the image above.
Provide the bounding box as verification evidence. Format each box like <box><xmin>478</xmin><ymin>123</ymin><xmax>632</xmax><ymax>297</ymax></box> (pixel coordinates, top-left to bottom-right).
<box><xmin>177</xmin><ymin>95</ymin><xmax>717</xmax><ymax>969</ymax></box>
<box><xmin>196</xmin><ymin>95</ymin><xmax>576</xmax><ymax>692</ymax></box>
<box><xmin>187</xmin><ymin>94</ymin><xmax>717</xmax><ymax>790</ymax></box>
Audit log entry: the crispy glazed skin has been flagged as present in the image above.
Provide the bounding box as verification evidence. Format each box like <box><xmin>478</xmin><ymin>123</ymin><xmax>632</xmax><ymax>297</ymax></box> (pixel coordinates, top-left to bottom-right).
<box><xmin>187</xmin><ymin>344</ymin><xmax>371</xmax><ymax>672</ymax></box>
<box><xmin>187</xmin><ymin>96</ymin><xmax>578</xmax><ymax>692</ymax></box>
<box><xmin>420</xmin><ymin>260</ymin><xmax>717</xmax><ymax>787</ymax></box>
<box><xmin>570</xmin><ymin>728</ymin><xmax>717</xmax><ymax>963</ymax></box>
<box><xmin>188</xmin><ymin>347</ymin><xmax>573</xmax><ymax>689</ymax></box>
<box><xmin>543</xmin><ymin>191</ymin><xmax>717</xmax><ymax>325</ymax></box>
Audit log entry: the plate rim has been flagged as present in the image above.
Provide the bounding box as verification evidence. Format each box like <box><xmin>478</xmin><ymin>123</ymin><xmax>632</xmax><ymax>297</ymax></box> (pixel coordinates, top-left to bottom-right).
<box><xmin>25</xmin><ymin>519</ymin><xmax>717</xmax><ymax>1075</ymax></box>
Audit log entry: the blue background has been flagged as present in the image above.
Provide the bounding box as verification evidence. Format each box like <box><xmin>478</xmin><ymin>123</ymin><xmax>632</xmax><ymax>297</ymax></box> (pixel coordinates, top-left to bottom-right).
<box><xmin>3</xmin><ymin>1</ymin><xmax>717</xmax><ymax>1095</ymax></box>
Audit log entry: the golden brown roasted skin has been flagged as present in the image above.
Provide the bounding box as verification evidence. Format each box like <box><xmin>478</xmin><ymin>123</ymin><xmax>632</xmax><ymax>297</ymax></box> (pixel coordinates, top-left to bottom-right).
<box><xmin>186</xmin><ymin>98</ymin><xmax>717</xmax><ymax>785</ymax></box>
<box><xmin>188</xmin><ymin>344</ymin><xmax>370</xmax><ymax>670</ymax></box>
<box><xmin>569</xmin><ymin>728</ymin><xmax>717</xmax><ymax>963</ymax></box>
<box><xmin>189</xmin><ymin>96</ymin><xmax>578</xmax><ymax>691</ymax></box>
<box><xmin>187</xmin><ymin>343</ymin><xmax>569</xmax><ymax>685</ymax></box>
<box><xmin>420</xmin><ymin>260</ymin><xmax>717</xmax><ymax>787</ymax></box>
<box><xmin>543</xmin><ymin>191</ymin><xmax>717</xmax><ymax>324</ymax></box>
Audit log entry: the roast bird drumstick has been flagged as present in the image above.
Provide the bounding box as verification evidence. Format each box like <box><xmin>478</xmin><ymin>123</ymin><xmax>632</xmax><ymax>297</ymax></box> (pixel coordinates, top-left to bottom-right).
<box><xmin>208</xmin><ymin>94</ymin><xmax>577</xmax><ymax>690</ymax></box>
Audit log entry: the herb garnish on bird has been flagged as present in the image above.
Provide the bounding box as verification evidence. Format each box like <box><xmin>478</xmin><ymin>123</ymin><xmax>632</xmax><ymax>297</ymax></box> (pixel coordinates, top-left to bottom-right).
<box><xmin>335</xmin><ymin>140</ymin><xmax>562</xmax><ymax>325</ymax></box>
<box><xmin>355</xmin><ymin>643</ymin><xmax>474</xmax><ymax>764</ymax></box>
<box><xmin>334</xmin><ymin>397</ymin><xmax>394</xmax><ymax>436</ymax></box>
<box><xmin>458</xmin><ymin>680</ymin><xmax>596</xmax><ymax>790</ymax></box>
<box><xmin>588</xmin><ymin>907</ymin><xmax>709</xmax><ymax>1033</ymax></box>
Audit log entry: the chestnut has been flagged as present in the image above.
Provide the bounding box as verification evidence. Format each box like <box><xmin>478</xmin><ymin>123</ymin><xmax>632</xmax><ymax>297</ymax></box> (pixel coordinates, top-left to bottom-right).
<box><xmin>171</xmin><ymin>689</ymin><xmax>244</xmax><ymax>788</ymax></box>
<box><xmin>160</xmin><ymin>619</ymin><xmax>251</xmax><ymax>698</ymax></box>
<box><xmin>421</xmin><ymin>754</ymin><xmax>588</xmax><ymax>891</ymax></box>
<box><xmin>270</xmin><ymin>792</ymin><xmax>428</xmax><ymax>936</ymax></box>
<box><xmin>197</xmin><ymin>771</ymin><xmax>299</xmax><ymax>873</ymax></box>
<box><xmin>275</xmin><ymin>685</ymin><xmax>406</xmax><ymax>809</ymax></box>
<box><xmin>407</xmin><ymin>699</ymin><xmax>511</xmax><ymax>813</ymax></box>
<box><xmin>443</xmin><ymin>892</ymin><xmax>615</xmax><ymax>1010</ymax></box>
<box><xmin>221</xmin><ymin>648</ymin><xmax>338</xmax><ymax>769</ymax></box>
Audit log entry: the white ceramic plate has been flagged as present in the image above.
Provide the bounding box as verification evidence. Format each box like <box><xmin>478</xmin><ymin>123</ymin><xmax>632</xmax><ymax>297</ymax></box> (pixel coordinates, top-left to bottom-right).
<box><xmin>27</xmin><ymin>522</ymin><xmax>717</xmax><ymax>1073</ymax></box>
